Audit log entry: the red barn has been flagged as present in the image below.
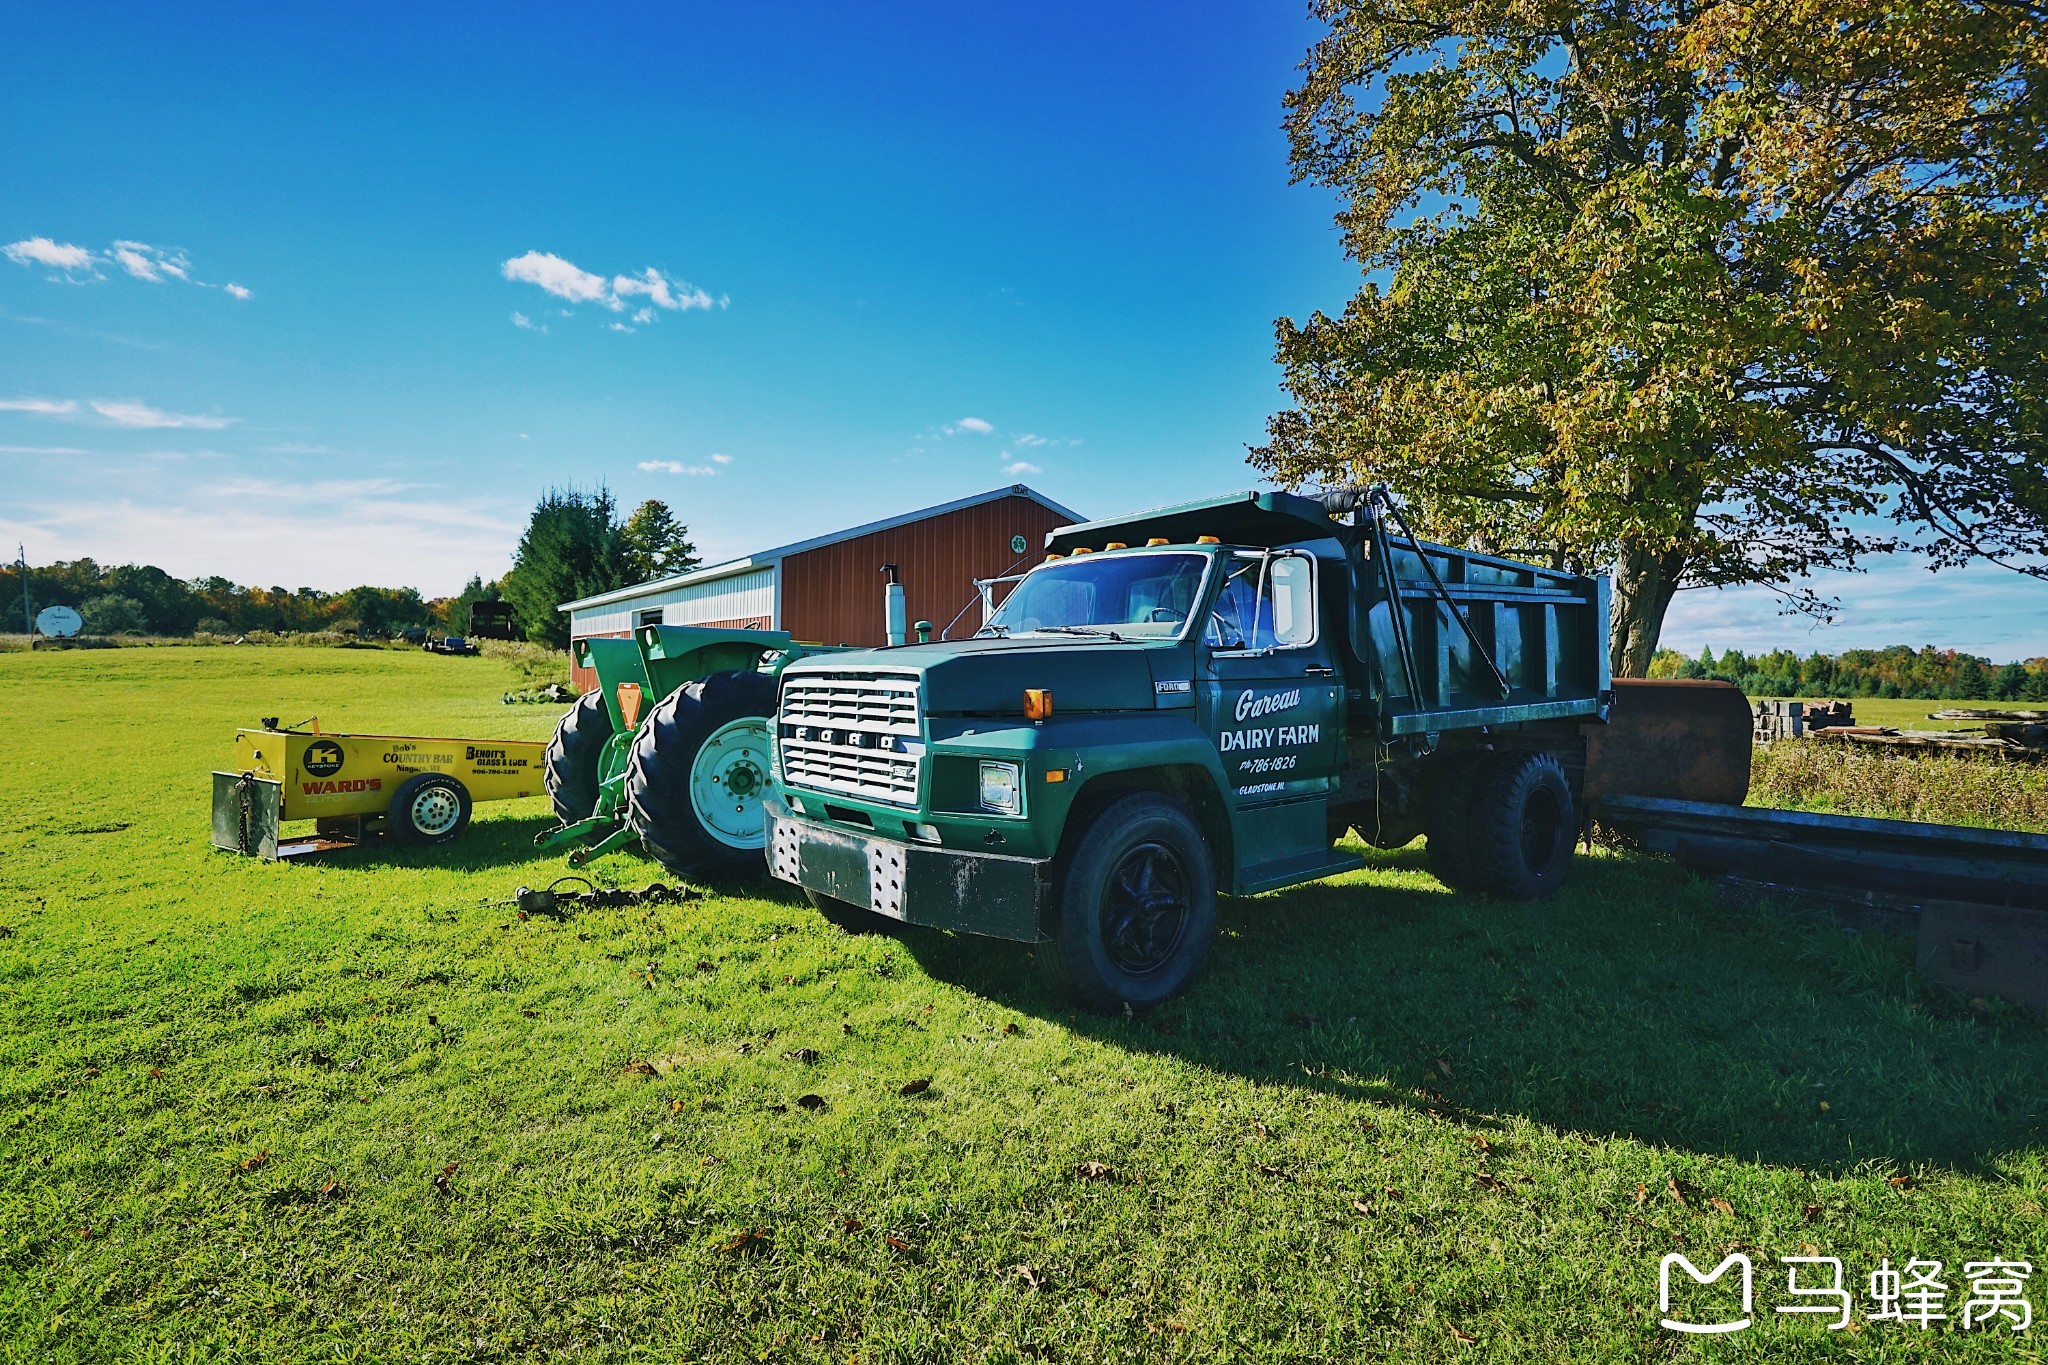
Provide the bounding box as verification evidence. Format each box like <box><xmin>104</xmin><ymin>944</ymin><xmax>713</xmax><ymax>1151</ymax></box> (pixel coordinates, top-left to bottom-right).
<box><xmin>558</xmin><ymin>484</ymin><xmax>1081</xmax><ymax>692</ymax></box>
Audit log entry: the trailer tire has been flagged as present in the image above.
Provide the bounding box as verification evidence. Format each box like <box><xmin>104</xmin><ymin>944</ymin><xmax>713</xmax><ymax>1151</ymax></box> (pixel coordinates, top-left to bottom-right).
<box><xmin>544</xmin><ymin>691</ymin><xmax>617</xmax><ymax>826</ymax></box>
<box><xmin>1040</xmin><ymin>793</ymin><xmax>1216</xmax><ymax>1013</ymax></box>
<box><xmin>624</xmin><ymin>670</ymin><xmax>777</xmax><ymax>876</ymax></box>
<box><xmin>805</xmin><ymin>888</ymin><xmax>899</xmax><ymax>936</ymax></box>
<box><xmin>1468</xmin><ymin>750</ymin><xmax>1576</xmax><ymax>900</ymax></box>
<box><xmin>1424</xmin><ymin>749</ymin><xmax>1494</xmax><ymax>890</ymax></box>
<box><xmin>390</xmin><ymin>773</ymin><xmax>472</xmax><ymax>844</ymax></box>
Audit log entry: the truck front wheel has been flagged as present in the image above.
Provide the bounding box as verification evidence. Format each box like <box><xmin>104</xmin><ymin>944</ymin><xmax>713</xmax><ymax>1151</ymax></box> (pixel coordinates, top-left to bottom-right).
<box><xmin>1042</xmin><ymin>794</ymin><xmax>1217</xmax><ymax>1013</ymax></box>
<box><xmin>1469</xmin><ymin>750</ymin><xmax>1576</xmax><ymax>899</ymax></box>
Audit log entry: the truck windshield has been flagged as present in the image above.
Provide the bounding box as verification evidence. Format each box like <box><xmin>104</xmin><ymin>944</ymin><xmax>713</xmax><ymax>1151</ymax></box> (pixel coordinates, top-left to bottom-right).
<box><xmin>984</xmin><ymin>552</ymin><xmax>1209</xmax><ymax>639</ymax></box>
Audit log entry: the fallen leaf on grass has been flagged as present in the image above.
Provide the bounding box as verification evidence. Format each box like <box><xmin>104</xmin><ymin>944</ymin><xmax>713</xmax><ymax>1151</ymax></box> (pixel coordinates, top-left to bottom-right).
<box><xmin>520</xmin><ymin>1009</ymin><xmax>538</xmax><ymax>1019</ymax></box>
<box><xmin>719</xmin><ymin>1228</ymin><xmax>770</xmax><ymax>1256</ymax></box>
<box><xmin>1667</xmin><ymin>1178</ymin><xmax>1691</xmax><ymax>1208</ymax></box>
<box><xmin>1473</xmin><ymin>1174</ymin><xmax>1508</xmax><ymax>1194</ymax></box>
<box><xmin>240</xmin><ymin>1150</ymin><xmax>269</xmax><ymax>1171</ymax></box>
<box><xmin>1447</xmin><ymin>1323</ymin><xmax>1477</xmax><ymax>1345</ymax></box>
<box><xmin>1076</xmin><ymin>1160</ymin><xmax>1116</xmax><ymax>1181</ymax></box>
<box><xmin>319</xmin><ymin>1178</ymin><xmax>346</xmax><ymax>1201</ymax></box>
<box><xmin>1633</xmin><ymin>1182</ymin><xmax>1647</xmax><ymax>1206</ymax></box>
<box><xmin>147</xmin><ymin>1068</ymin><xmax>162</xmax><ymax>1079</ymax></box>
<box><xmin>622</xmin><ymin>1060</ymin><xmax>661</xmax><ymax>1077</ymax></box>
<box><xmin>1466</xmin><ymin>1134</ymin><xmax>1492</xmax><ymax>1152</ymax></box>
<box><xmin>671</xmin><ymin>1099</ymin><xmax>686</xmax><ymax>1112</ymax></box>
<box><xmin>1888</xmin><ymin>1175</ymin><xmax>1916</xmax><ymax>1191</ymax></box>
<box><xmin>1010</xmin><ymin>1263</ymin><xmax>1048</xmax><ymax>1290</ymax></box>
<box><xmin>841</xmin><ymin>1216</ymin><xmax>862</xmax><ymax>1233</ymax></box>
<box><xmin>1709</xmin><ymin>1197</ymin><xmax>1735</xmax><ymax>1217</ymax></box>
<box><xmin>884</xmin><ymin>1234</ymin><xmax>916</xmax><ymax>1253</ymax></box>
<box><xmin>1002</xmin><ymin>1022</ymin><xmax>1019</xmax><ymax>1035</ymax></box>
<box><xmin>77</xmin><ymin>1225</ymin><xmax>91</xmax><ymax>1239</ymax></box>
<box><xmin>1252</xmin><ymin>1120</ymin><xmax>1270</xmax><ymax>1140</ymax></box>
<box><xmin>432</xmin><ymin>1161</ymin><xmax>458</xmax><ymax>1192</ymax></box>
<box><xmin>1258</xmin><ymin>1163</ymin><xmax>1291</xmax><ymax>1180</ymax></box>
<box><xmin>1352</xmin><ymin>1199</ymin><xmax>1373</xmax><ymax>1216</ymax></box>
<box><xmin>898</xmin><ymin>1078</ymin><xmax>931</xmax><ymax>1097</ymax></box>
<box><xmin>783</xmin><ymin>1048</ymin><xmax>820</xmax><ymax>1064</ymax></box>
<box><xmin>1802</xmin><ymin>1203</ymin><xmax>1822</xmax><ymax>1222</ymax></box>
<box><xmin>797</xmin><ymin>1094</ymin><xmax>828</xmax><ymax>1111</ymax></box>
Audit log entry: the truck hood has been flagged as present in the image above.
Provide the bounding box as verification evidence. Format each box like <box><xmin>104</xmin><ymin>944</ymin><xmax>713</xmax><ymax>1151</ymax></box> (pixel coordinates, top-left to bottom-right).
<box><xmin>788</xmin><ymin>635</ymin><xmax>1168</xmax><ymax>715</ymax></box>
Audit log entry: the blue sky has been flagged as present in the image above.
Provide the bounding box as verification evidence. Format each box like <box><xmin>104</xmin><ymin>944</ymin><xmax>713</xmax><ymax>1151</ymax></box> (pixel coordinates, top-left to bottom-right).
<box><xmin>3</xmin><ymin>1</ymin><xmax>2042</xmax><ymax>659</ymax></box>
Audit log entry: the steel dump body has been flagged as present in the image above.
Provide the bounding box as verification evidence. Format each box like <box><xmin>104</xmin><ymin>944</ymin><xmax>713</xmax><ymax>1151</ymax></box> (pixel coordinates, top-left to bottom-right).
<box><xmin>766</xmin><ymin>488</ymin><xmax>1613</xmax><ymax>944</ymax></box>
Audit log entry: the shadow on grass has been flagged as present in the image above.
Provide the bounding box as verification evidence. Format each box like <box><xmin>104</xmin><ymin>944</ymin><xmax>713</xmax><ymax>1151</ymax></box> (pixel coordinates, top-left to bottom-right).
<box><xmin>302</xmin><ymin>814</ymin><xmax>612</xmax><ymax>876</ymax></box>
<box><xmin>895</xmin><ymin>845</ymin><xmax>2048</xmax><ymax>1175</ymax></box>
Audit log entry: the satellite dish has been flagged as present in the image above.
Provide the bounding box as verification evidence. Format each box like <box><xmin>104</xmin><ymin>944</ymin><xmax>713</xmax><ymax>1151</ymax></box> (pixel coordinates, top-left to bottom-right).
<box><xmin>35</xmin><ymin>605</ymin><xmax>82</xmax><ymax>638</ymax></box>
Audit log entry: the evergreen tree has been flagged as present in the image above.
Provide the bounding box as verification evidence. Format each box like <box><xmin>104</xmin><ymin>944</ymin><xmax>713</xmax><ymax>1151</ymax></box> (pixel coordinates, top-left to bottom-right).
<box><xmin>619</xmin><ymin>500</ymin><xmax>700</xmax><ymax>582</ymax></box>
<box><xmin>502</xmin><ymin>486</ymin><xmax>629</xmax><ymax>648</ymax></box>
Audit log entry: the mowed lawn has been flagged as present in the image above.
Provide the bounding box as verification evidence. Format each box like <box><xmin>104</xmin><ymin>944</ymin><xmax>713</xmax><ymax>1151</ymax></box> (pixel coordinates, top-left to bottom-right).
<box><xmin>1</xmin><ymin>647</ymin><xmax>2044</xmax><ymax>1363</ymax></box>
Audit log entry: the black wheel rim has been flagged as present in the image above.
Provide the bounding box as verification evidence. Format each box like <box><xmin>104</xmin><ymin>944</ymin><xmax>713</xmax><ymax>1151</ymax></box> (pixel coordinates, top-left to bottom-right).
<box><xmin>1520</xmin><ymin>786</ymin><xmax>1564</xmax><ymax>871</ymax></box>
<box><xmin>1100</xmin><ymin>840</ymin><xmax>1192</xmax><ymax>976</ymax></box>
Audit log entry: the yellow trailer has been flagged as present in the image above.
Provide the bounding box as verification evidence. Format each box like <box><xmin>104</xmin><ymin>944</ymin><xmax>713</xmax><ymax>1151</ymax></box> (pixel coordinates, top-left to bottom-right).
<box><xmin>211</xmin><ymin>720</ymin><xmax>549</xmax><ymax>858</ymax></box>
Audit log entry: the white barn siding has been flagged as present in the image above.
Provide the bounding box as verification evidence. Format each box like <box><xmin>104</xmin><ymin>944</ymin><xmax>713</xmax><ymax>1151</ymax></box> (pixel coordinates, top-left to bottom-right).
<box><xmin>567</xmin><ymin>566</ymin><xmax>777</xmax><ymax>639</ymax></box>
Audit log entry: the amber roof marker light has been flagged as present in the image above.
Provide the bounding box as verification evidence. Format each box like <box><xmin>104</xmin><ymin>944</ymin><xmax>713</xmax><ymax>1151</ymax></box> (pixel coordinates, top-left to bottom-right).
<box><xmin>1024</xmin><ymin>689</ymin><xmax>1054</xmax><ymax>721</ymax></box>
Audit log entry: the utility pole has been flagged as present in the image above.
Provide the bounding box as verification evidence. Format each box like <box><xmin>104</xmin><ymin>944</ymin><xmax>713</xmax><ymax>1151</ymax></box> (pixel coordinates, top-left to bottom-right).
<box><xmin>17</xmin><ymin>545</ymin><xmax>28</xmax><ymax>636</ymax></box>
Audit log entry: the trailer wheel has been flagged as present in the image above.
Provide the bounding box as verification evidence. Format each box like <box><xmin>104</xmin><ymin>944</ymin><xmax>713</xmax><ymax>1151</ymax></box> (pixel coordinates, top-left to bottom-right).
<box><xmin>544</xmin><ymin>690</ymin><xmax>617</xmax><ymax>826</ymax></box>
<box><xmin>1040</xmin><ymin>793</ymin><xmax>1216</xmax><ymax>1013</ymax></box>
<box><xmin>805</xmin><ymin>888</ymin><xmax>899</xmax><ymax>936</ymax></box>
<box><xmin>1423</xmin><ymin>750</ymin><xmax>1491</xmax><ymax>890</ymax></box>
<box><xmin>624</xmin><ymin>670</ymin><xmax>777</xmax><ymax>876</ymax></box>
<box><xmin>391</xmin><ymin>773</ymin><xmax>472</xmax><ymax>844</ymax></box>
<box><xmin>1469</xmin><ymin>750</ymin><xmax>1576</xmax><ymax>899</ymax></box>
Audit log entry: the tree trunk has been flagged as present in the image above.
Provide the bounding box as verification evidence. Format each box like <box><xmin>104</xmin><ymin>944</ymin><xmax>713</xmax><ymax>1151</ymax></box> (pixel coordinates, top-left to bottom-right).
<box><xmin>1609</xmin><ymin>545</ymin><xmax>1687</xmax><ymax>678</ymax></box>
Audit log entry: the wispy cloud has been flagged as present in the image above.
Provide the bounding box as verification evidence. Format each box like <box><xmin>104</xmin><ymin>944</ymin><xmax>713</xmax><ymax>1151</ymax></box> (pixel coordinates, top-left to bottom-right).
<box><xmin>0</xmin><ymin>444</ymin><xmax>91</xmax><ymax>455</ymax></box>
<box><xmin>501</xmin><ymin>250</ymin><xmax>724</xmax><ymax>328</ymax></box>
<box><xmin>1013</xmin><ymin>432</ymin><xmax>1080</xmax><ymax>448</ymax></box>
<box><xmin>4</xmin><ymin>236</ymin><xmax>243</xmax><ymax>295</ymax></box>
<box><xmin>944</xmin><ymin>417</ymin><xmax>994</xmax><ymax>436</ymax></box>
<box><xmin>4</xmin><ymin>237</ymin><xmax>97</xmax><ymax>273</ymax></box>
<box><xmin>510</xmin><ymin>311</ymin><xmax>545</xmax><ymax>333</ymax></box>
<box><xmin>1003</xmin><ymin>459</ymin><xmax>1043</xmax><ymax>476</ymax></box>
<box><xmin>90</xmin><ymin>400</ymin><xmax>236</xmax><ymax>429</ymax></box>
<box><xmin>0</xmin><ymin>398</ymin><xmax>80</xmax><ymax>414</ymax></box>
<box><xmin>638</xmin><ymin>458</ymin><xmax>725</xmax><ymax>476</ymax></box>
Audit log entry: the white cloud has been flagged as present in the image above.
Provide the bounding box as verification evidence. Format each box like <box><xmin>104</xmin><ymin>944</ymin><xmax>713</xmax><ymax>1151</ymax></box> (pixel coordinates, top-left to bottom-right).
<box><xmin>1003</xmin><ymin>460</ymin><xmax>1043</xmax><ymax>476</ymax></box>
<box><xmin>710</xmin><ymin>453</ymin><xmax>733</xmax><ymax>465</ymax></box>
<box><xmin>502</xmin><ymin>251</ymin><xmax>722</xmax><ymax>327</ymax></box>
<box><xmin>0</xmin><ymin>398</ymin><xmax>80</xmax><ymax>414</ymax></box>
<box><xmin>4</xmin><ymin>237</ymin><xmax>97</xmax><ymax>273</ymax></box>
<box><xmin>943</xmin><ymin>417</ymin><xmax>995</xmax><ymax>437</ymax></box>
<box><xmin>90</xmin><ymin>400</ymin><xmax>235</xmax><ymax>429</ymax></box>
<box><xmin>0</xmin><ymin>445</ymin><xmax>91</xmax><ymax>455</ymax></box>
<box><xmin>110</xmin><ymin>240</ymin><xmax>190</xmax><ymax>282</ymax></box>
<box><xmin>638</xmin><ymin>459</ymin><xmax>722</xmax><ymax>476</ymax></box>
<box><xmin>606</xmin><ymin>321</ymin><xmax>635</xmax><ymax>333</ymax></box>
<box><xmin>224</xmin><ymin>283</ymin><xmax>252</xmax><ymax>300</ymax></box>
<box><xmin>510</xmin><ymin>311</ymin><xmax>543</xmax><ymax>332</ymax></box>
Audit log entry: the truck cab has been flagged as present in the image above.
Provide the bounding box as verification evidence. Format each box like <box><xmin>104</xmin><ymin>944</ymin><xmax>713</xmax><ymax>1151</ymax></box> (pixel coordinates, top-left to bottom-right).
<box><xmin>764</xmin><ymin>488</ymin><xmax>1611</xmax><ymax>1010</ymax></box>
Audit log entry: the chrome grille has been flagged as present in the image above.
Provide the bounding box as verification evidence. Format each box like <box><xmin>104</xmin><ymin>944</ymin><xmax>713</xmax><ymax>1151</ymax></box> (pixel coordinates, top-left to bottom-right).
<box><xmin>777</xmin><ymin>670</ymin><xmax>922</xmax><ymax>806</ymax></box>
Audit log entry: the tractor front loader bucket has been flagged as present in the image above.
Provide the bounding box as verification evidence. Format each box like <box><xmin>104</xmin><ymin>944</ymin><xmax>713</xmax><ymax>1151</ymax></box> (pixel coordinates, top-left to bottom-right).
<box><xmin>1583</xmin><ymin>679</ymin><xmax>1753</xmax><ymax>809</ymax></box>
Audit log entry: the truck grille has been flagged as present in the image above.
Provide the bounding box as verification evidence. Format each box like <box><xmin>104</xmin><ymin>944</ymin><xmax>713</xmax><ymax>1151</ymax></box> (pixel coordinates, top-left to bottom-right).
<box><xmin>777</xmin><ymin>670</ymin><xmax>923</xmax><ymax>806</ymax></box>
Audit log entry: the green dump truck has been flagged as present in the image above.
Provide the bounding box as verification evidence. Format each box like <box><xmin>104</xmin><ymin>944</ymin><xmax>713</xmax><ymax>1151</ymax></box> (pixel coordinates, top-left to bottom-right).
<box><xmin>764</xmin><ymin>486</ymin><xmax>1614</xmax><ymax>1010</ymax></box>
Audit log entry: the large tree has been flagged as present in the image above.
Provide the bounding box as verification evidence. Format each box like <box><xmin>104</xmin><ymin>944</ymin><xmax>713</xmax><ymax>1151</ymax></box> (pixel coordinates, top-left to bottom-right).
<box><xmin>501</xmin><ymin>486</ymin><xmax>631</xmax><ymax>648</ymax></box>
<box><xmin>1255</xmin><ymin>0</ymin><xmax>2048</xmax><ymax>675</ymax></box>
<box><xmin>619</xmin><ymin>499</ymin><xmax>701</xmax><ymax>582</ymax></box>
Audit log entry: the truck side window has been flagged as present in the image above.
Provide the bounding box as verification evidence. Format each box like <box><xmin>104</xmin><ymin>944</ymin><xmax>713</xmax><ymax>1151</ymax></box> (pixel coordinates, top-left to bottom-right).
<box><xmin>1207</xmin><ymin>552</ymin><xmax>1316</xmax><ymax>651</ymax></box>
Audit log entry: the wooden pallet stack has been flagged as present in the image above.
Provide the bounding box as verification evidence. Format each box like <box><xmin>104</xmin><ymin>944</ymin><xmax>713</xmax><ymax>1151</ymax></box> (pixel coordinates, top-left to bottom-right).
<box><xmin>1807</xmin><ymin>707</ymin><xmax>2048</xmax><ymax>759</ymax></box>
<box><xmin>1752</xmin><ymin>698</ymin><xmax>1854</xmax><ymax>743</ymax></box>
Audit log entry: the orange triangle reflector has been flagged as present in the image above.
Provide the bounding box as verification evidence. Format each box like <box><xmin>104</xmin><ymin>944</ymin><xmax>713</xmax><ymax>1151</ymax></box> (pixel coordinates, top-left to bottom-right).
<box><xmin>616</xmin><ymin>682</ymin><xmax>644</xmax><ymax>729</ymax></box>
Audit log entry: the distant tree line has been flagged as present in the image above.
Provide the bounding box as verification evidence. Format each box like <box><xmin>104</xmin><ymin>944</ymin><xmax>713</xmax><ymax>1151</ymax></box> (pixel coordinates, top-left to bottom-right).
<box><xmin>1649</xmin><ymin>645</ymin><xmax>2048</xmax><ymax>702</ymax></box>
<box><xmin>3</xmin><ymin>493</ymin><xmax>697</xmax><ymax>646</ymax></box>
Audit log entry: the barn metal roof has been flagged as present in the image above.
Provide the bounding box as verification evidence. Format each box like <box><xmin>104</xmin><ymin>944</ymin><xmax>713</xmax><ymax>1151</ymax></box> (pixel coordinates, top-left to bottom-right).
<box><xmin>557</xmin><ymin>483</ymin><xmax>1084</xmax><ymax>613</ymax></box>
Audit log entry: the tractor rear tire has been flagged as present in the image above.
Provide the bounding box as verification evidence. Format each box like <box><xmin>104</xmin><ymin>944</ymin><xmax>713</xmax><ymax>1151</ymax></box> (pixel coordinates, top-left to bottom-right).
<box><xmin>806</xmin><ymin>888</ymin><xmax>899</xmax><ymax>936</ymax></box>
<box><xmin>624</xmin><ymin>670</ymin><xmax>778</xmax><ymax>877</ymax></box>
<box><xmin>1468</xmin><ymin>750</ymin><xmax>1576</xmax><ymax>900</ymax></box>
<box><xmin>1039</xmin><ymin>793</ymin><xmax>1216</xmax><ymax>1013</ymax></box>
<box><xmin>1423</xmin><ymin>749</ymin><xmax>1492</xmax><ymax>891</ymax></box>
<box><xmin>544</xmin><ymin>690</ymin><xmax>616</xmax><ymax>826</ymax></box>
<box><xmin>390</xmin><ymin>773</ymin><xmax>472</xmax><ymax>844</ymax></box>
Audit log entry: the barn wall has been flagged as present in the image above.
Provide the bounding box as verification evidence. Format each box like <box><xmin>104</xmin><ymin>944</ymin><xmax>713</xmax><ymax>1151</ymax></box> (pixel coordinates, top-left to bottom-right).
<box><xmin>780</xmin><ymin>494</ymin><xmax>1073</xmax><ymax>646</ymax></box>
<box><xmin>568</xmin><ymin>566</ymin><xmax>777</xmax><ymax>638</ymax></box>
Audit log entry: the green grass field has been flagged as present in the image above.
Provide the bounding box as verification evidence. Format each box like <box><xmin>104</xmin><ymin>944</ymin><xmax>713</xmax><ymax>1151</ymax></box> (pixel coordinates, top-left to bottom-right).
<box><xmin>3</xmin><ymin>648</ymin><xmax>2044</xmax><ymax>1362</ymax></box>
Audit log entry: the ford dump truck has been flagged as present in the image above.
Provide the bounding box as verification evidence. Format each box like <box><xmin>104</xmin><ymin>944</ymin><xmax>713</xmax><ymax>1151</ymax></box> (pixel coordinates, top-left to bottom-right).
<box><xmin>763</xmin><ymin>486</ymin><xmax>1616</xmax><ymax>1010</ymax></box>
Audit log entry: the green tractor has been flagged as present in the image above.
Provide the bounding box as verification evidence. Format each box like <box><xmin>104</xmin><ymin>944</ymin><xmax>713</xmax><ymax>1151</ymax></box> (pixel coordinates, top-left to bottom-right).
<box><xmin>538</xmin><ymin>624</ymin><xmax>833</xmax><ymax>873</ymax></box>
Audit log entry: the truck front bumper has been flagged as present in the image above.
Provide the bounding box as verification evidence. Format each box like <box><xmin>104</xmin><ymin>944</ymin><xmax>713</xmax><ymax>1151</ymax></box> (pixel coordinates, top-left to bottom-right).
<box><xmin>764</xmin><ymin>794</ymin><xmax>1050</xmax><ymax>942</ymax></box>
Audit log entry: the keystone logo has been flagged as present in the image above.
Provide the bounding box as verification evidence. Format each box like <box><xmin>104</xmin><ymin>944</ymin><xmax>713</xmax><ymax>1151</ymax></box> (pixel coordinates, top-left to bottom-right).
<box><xmin>302</xmin><ymin>740</ymin><xmax>345</xmax><ymax>777</ymax></box>
<box><xmin>1235</xmin><ymin>688</ymin><xmax>1303</xmax><ymax>722</ymax></box>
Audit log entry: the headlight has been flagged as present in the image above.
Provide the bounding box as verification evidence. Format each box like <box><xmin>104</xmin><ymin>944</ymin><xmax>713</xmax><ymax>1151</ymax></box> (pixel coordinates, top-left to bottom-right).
<box><xmin>977</xmin><ymin>761</ymin><xmax>1021</xmax><ymax>815</ymax></box>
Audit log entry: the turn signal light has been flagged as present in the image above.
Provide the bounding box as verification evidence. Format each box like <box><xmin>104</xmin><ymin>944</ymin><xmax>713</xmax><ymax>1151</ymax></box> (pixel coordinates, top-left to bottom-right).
<box><xmin>1147</xmin><ymin>537</ymin><xmax>1169</xmax><ymax>546</ymax></box>
<box><xmin>1105</xmin><ymin>541</ymin><xmax>1128</xmax><ymax>550</ymax></box>
<box><xmin>1045</xmin><ymin>768</ymin><xmax>1067</xmax><ymax>783</ymax></box>
<box><xmin>1071</xmin><ymin>546</ymin><xmax>1093</xmax><ymax>555</ymax></box>
<box><xmin>1024</xmin><ymin>689</ymin><xmax>1054</xmax><ymax>721</ymax></box>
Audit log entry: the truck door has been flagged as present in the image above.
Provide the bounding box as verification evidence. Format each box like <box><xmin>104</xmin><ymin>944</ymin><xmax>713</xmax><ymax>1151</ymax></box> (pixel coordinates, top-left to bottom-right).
<box><xmin>1199</xmin><ymin>549</ymin><xmax>1346</xmax><ymax>813</ymax></box>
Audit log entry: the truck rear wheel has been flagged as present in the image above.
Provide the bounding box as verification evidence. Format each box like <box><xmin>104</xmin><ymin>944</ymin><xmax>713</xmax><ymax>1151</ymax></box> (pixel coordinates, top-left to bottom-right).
<box><xmin>1469</xmin><ymin>750</ymin><xmax>1576</xmax><ymax>899</ymax></box>
<box><xmin>624</xmin><ymin>670</ymin><xmax>777</xmax><ymax>876</ymax></box>
<box><xmin>544</xmin><ymin>690</ymin><xmax>616</xmax><ymax>826</ymax></box>
<box><xmin>1424</xmin><ymin>750</ymin><xmax>1491</xmax><ymax>890</ymax></box>
<box><xmin>1041</xmin><ymin>793</ymin><xmax>1216</xmax><ymax>1013</ymax></box>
